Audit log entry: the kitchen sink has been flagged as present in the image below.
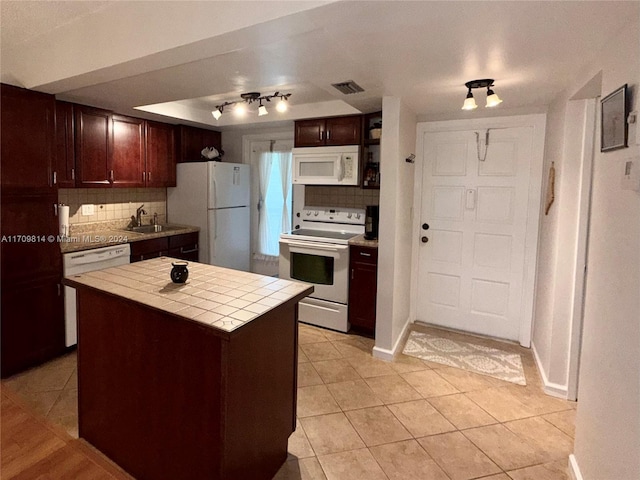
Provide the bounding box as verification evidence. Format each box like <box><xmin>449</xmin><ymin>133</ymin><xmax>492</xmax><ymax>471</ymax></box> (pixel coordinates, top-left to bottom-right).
<box><xmin>125</xmin><ymin>224</ymin><xmax>182</xmax><ymax>234</ymax></box>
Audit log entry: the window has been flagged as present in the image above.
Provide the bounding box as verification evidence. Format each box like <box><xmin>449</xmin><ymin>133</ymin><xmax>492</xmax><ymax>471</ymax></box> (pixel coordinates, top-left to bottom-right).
<box><xmin>256</xmin><ymin>150</ymin><xmax>292</xmax><ymax>258</ymax></box>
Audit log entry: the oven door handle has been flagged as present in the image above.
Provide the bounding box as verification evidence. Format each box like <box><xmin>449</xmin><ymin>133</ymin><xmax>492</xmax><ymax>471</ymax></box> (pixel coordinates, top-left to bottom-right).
<box><xmin>280</xmin><ymin>239</ymin><xmax>348</xmax><ymax>252</ymax></box>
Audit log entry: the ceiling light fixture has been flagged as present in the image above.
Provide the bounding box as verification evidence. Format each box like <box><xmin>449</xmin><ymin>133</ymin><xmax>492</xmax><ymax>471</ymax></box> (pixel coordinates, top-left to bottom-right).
<box><xmin>212</xmin><ymin>91</ymin><xmax>291</xmax><ymax>120</ymax></box>
<box><xmin>461</xmin><ymin>79</ymin><xmax>502</xmax><ymax>110</ymax></box>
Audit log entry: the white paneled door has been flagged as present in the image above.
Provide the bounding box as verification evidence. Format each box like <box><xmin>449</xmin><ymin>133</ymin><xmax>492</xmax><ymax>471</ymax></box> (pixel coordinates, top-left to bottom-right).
<box><xmin>416</xmin><ymin>126</ymin><xmax>535</xmax><ymax>341</ymax></box>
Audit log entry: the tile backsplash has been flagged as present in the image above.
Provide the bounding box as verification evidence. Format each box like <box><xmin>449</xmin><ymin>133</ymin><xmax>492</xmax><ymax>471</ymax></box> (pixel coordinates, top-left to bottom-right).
<box><xmin>305</xmin><ymin>186</ymin><xmax>380</xmax><ymax>209</ymax></box>
<box><xmin>58</xmin><ymin>188</ymin><xmax>167</xmax><ymax>229</ymax></box>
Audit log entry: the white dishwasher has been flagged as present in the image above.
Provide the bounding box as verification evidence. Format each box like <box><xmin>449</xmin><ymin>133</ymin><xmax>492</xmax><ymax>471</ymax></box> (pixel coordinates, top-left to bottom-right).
<box><xmin>63</xmin><ymin>243</ymin><xmax>131</xmax><ymax>347</ymax></box>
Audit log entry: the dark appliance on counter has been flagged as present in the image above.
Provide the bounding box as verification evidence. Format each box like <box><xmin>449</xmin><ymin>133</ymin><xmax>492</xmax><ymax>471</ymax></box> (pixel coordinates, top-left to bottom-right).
<box><xmin>364</xmin><ymin>205</ymin><xmax>379</xmax><ymax>240</ymax></box>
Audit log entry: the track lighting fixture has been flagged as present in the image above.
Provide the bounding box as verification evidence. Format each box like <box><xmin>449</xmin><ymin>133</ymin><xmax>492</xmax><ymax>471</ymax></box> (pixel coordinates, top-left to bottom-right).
<box><xmin>461</xmin><ymin>79</ymin><xmax>502</xmax><ymax>110</ymax></box>
<box><xmin>212</xmin><ymin>91</ymin><xmax>292</xmax><ymax>120</ymax></box>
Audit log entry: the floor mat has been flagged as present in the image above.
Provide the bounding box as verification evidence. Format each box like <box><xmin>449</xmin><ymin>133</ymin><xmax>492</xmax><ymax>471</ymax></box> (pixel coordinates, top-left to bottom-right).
<box><xmin>402</xmin><ymin>331</ymin><xmax>526</xmax><ymax>385</ymax></box>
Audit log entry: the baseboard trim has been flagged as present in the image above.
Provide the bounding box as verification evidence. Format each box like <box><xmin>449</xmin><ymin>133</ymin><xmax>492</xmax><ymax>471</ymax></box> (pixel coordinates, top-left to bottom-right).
<box><xmin>568</xmin><ymin>454</ymin><xmax>583</xmax><ymax>480</ymax></box>
<box><xmin>372</xmin><ymin>319</ymin><xmax>412</xmax><ymax>361</ymax></box>
<box><xmin>531</xmin><ymin>342</ymin><xmax>569</xmax><ymax>399</ymax></box>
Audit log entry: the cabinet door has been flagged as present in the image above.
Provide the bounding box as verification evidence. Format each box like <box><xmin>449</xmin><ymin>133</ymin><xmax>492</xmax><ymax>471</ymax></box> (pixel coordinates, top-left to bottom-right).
<box><xmin>348</xmin><ymin>261</ymin><xmax>378</xmax><ymax>332</ymax></box>
<box><xmin>294</xmin><ymin>119</ymin><xmax>325</xmax><ymax>147</ymax></box>
<box><xmin>111</xmin><ymin>115</ymin><xmax>145</xmax><ymax>188</ymax></box>
<box><xmin>75</xmin><ymin>105</ymin><xmax>112</xmax><ymax>187</ymax></box>
<box><xmin>146</xmin><ymin>121</ymin><xmax>176</xmax><ymax>187</ymax></box>
<box><xmin>176</xmin><ymin>125</ymin><xmax>221</xmax><ymax>163</ymax></box>
<box><xmin>326</xmin><ymin>116</ymin><xmax>362</xmax><ymax>146</ymax></box>
<box><xmin>1</xmin><ymin>194</ymin><xmax>62</xmax><ymax>282</ymax></box>
<box><xmin>1</xmin><ymin>275</ymin><xmax>65</xmax><ymax>378</ymax></box>
<box><xmin>1</xmin><ymin>84</ymin><xmax>55</xmax><ymax>193</ymax></box>
<box><xmin>54</xmin><ymin>101</ymin><xmax>76</xmax><ymax>187</ymax></box>
<box><xmin>348</xmin><ymin>246</ymin><xmax>378</xmax><ymax>334</ymax></box>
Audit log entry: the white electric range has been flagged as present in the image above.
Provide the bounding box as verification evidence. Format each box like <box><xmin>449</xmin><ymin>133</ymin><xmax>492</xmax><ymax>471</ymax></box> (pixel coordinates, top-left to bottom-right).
<box><xmin>279</xmin><ymin>207</ymin><xmax>365</xmax><ymax>332</ymax></box>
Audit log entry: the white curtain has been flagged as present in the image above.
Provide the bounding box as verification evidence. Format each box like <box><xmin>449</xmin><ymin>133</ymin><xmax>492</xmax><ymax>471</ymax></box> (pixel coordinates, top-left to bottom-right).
<box><xmin>255</xmin><ymin>150</ymin><xmax>292</xmax><ymax>259</ymax></box>
<box><xmin>280</xmin><ymin>153</ymin><xmax>292</xmax><ymax>234</ymax></box>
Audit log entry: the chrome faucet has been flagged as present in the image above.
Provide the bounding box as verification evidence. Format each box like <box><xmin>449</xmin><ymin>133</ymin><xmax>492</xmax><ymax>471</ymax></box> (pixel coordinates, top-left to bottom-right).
<box><xmin>136</xmin><ymin>204</ymin><xmax>147</xmax><ymax>226</ymax></box>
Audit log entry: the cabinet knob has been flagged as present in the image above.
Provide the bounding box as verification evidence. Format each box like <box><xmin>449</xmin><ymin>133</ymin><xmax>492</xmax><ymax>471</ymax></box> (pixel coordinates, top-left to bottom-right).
<box><xmin>421</xmin><ymin>236</ymin><xmax>429</xmax><ymax>243</ymax></box>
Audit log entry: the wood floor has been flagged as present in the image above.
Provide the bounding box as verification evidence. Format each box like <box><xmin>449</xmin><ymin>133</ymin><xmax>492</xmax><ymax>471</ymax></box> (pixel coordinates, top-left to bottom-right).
<box><xmin>1</xmin><ymin>388</ymin><xmax>133</xmax><ymax>480</ymax></box>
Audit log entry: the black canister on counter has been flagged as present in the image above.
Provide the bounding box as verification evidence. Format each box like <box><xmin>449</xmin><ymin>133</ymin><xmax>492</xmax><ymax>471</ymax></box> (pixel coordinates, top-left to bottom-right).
<box><xmin>170</xmin><ymin>261</ymin><xmax>189</xmax><ymax>284</ymax></box>
<box><xmin>364</xmin><ymin>205</ymin><xmax>379</xmax><ymax>240</ymax></box>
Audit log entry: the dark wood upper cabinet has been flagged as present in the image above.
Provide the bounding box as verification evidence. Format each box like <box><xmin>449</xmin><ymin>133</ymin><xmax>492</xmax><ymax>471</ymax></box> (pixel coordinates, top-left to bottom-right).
<box><xmin>176</xmin><ymin>125</ymin><xmax>222</xmax><ymax>162</ymax></box>
<box><xmin>54</xmin><ymin>101</ymin><xmax>76</xmax><ymax>188</ymax></box>
<box><xmin>1</xmin><ymin>84</ymin><xmax>56</xmax><ymax>193</ymax></box>
<box><xmin>75</xmin><ymin>105</ymin><xmax>112</xmax><ymax>187</ymax></box>
<box><xmin>146</xmin><ymin>121</ymin><xmax>176</xmax><ymax>187</ymax></box>
<box><xmin>294</xmin><ymin>119</ymin><xmax>325</xmax><ymax>147</ymax></box>
<box><xmin>112</xmin><ymin>115</ymin><xmax>145</xmax><ymax>188</ymax></box>
<box><xmin>294</xmin><ymin>115</ymin><xmax>362</xmax><ymax>147</ymax></box>
<box><xmin>325</xmin><ymin>116</ymin><xmax>362</xmax><ymax>146</ymax></box>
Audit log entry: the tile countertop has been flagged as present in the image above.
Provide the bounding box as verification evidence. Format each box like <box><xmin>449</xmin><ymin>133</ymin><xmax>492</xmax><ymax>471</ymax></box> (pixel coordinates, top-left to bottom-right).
<box><xmin>348</xmin><ymin>234</ymin><xmax>379</xmax><ymax>248</ymax></box>
<box><xmin>59</xmin><ymin>225</ymin><xmax>200</xmax><ymax>254</ymax></box>
<box><xmin>64</xmin><ymin>257</ymin><xmax>314</xmax><ymax>333</ymax></box>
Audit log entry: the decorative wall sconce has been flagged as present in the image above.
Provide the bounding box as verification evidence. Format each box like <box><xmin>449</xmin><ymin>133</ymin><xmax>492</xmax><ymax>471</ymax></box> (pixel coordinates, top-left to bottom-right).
<box><xmin>212</xmin><ymin>91</ymin><xmax>291</xmax><ymax>120</ymax></box>
<box><xmin>461</xmin><ymin>79</ymin><xmax>502</xmax><ymax>110</ymax></box>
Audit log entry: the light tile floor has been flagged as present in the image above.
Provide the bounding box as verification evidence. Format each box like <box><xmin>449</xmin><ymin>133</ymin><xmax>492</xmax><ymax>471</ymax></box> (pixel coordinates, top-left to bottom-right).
<box><xmin>2</xmin><ymin>323</ymin><xmax>576</xmax><ymax>480</ymax></box>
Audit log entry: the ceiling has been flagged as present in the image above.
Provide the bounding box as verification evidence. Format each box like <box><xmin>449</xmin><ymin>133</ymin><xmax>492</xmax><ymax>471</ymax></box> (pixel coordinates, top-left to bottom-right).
<box><xmin>1</xmin><ymin>1</ymin><xmax>638</xmax><ymax>129</ymax></box>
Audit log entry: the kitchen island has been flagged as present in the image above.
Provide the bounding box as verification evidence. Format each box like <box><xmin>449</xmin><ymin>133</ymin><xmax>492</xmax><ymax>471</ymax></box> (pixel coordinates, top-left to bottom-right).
<box><xmin>64</xmin><ymin>257</ymin><xmax>313</xmax><ymax>480</ymax></box>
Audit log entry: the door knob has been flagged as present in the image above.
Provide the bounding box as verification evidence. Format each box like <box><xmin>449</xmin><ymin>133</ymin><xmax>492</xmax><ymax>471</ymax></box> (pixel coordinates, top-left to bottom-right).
<box><xmin>421</xmin><ymin>236</ymin><xmax>429</xmax><ymax>243</ymax></box>
<box><xmin>422</xmin><ymin>223</ymin><xmax>430</xmax><ymax>230</ymax></box>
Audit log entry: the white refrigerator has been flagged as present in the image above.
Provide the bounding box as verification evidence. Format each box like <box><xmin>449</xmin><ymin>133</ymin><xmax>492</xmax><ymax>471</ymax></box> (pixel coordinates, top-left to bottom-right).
<box><xmin>167</xmin><ymin>162</ymin><xmax>251</xmax><ymax>271</ymax></box>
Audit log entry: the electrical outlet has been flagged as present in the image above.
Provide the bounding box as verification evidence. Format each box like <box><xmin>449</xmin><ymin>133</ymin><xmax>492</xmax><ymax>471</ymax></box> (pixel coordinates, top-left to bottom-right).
<box><xmin>81</xmin><ymin>204</ymin><xmax>95</xmax><ymax>216</ymax></box>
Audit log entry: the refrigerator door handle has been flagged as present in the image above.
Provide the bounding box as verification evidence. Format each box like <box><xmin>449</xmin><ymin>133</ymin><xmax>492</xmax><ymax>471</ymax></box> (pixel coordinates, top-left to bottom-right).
<box><xmin>212</xmin><ymin>179</ymin><xmax>217</xmax><ymax>208</ymax></box>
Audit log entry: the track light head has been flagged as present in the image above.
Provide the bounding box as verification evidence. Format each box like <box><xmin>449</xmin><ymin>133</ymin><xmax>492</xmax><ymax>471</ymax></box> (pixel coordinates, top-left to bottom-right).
<box><xmin>461</xmin><ymin>89</ymin><xmax>478</xmax><ymax>110</ymax></box>
<box><xmin>462</xmin><ymin>79</ymin><xmax>501</xmax><ymax>110</ymax></box>
<box><xmin>485</xmin><ymin>88</ymin><xmax>502</xmax><ymax>107</ymax></box>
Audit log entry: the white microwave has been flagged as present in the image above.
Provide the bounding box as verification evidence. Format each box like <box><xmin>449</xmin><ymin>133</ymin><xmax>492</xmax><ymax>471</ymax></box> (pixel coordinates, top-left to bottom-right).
<box><xmin>292</xmin><ymin>146</ymin><xmax>359</xmax><ymax>185</ymax></box>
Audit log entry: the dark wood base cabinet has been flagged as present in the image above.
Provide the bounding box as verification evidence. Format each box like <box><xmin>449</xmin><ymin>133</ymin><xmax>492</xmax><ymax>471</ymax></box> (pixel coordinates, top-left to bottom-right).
<box><xmin>75</xmin><ymin>287</ymin><xmax>298</xmax><ymax>480</ymax></box>
<box><xmin>130</xmin><ymin>232</ymin><xmax>199</xmax><ymax>263</ymax></box>
<box><xmin>1</xmin><ymin>276</ymin><xmax>65</xmax><ymax>377</ymax></box>
<box><xmin>348</xmin><ymin>245</ymin><xmax>378</xmax><ymax>336</ymax></box>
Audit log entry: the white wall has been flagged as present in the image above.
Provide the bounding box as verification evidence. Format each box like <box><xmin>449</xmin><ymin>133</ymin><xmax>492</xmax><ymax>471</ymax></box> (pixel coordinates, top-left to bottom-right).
<box><xmin>572</xmin><ymin>17</ymin><xmax>640</xmax><ymax>480</ymax></box>
<box><xmin>374</xmin><ymin>97</ymin><xmax>417</xmax><ymax>359</ymax></box>
<box><xmin>532</xmin><ymin>99</ymin><xmax>592</xmax><ymax>396</ymax></box>
<box><xmin>534</xmin><ymin>15</ymin><xmax>640</xmax><ymax>480</ymax></box>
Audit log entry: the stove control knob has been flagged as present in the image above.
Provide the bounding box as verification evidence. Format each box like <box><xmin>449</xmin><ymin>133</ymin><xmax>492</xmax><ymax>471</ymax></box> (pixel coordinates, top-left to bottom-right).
<box><xmin>306</xmin><ymin>211</ymin><xmax>311</xmax><ymax>216</ymax></box>
<box><xmin>314</xmin><ymin>211</ymin><xmax>319</xmax><ymax>216</ymax></box>
<box><xmin>347</xmin><ymin>213</ymin><xmax>352</xmax><ymax>219</ymax></box>
<box><xmin>355</xmin><ymin>213</ymin><xmax>361</xmax><ymax>219</ymax></box>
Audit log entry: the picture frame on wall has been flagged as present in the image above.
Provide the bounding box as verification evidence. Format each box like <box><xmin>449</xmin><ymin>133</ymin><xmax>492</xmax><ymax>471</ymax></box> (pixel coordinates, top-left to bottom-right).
<box><xmin>601</xmin><ymin>84</ymin><xmax>628</xmax><ymax>152</ymax></box>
